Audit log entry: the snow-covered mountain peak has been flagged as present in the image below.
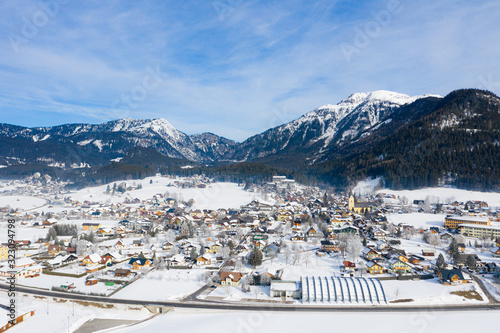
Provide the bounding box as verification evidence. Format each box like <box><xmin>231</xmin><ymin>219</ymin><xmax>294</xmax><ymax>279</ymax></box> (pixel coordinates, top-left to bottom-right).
<box><xmin>315</xmin><ymin>104</ymin><xmax>337</xmax><ymax>110</ymax></box>
<box><xmin>136</xmin><ymin>118</ymin><xmax>178</xmax><ymax>135</ymax></box>
<box><xmin>225</xmin><ymin>89</ymin><xmax>441</xmax><ymax>162</ymax></box>
<box><xmin>147</xmin><ymin>118</ymin><xmax>175</xmax><ymax>128</ymax></box>
<box><xmin>106</xmin><ymin>118</ymin><xmax>184</xmax><ymax>142</ymax></box>
<box><xmin>340</xmin><ymin>90</ymin><xmax>416</xmax><ymax>106</ymax></box>
<box><xmin>109</xmin><ymin>118</ymin><xmax>136</xmax><ymax>132</ymax></box>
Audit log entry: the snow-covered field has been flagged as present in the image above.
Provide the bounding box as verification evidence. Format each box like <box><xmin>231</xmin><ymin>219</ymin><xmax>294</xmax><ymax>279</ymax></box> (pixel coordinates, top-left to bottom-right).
<box><xmin>51</xmin><ymin>263</ymin><xmax>87</xmax><ymax>275</ymax></box>
<box><xmin>279</xmin><ymin>252</ymin><xmax>339</xmax><ymax>280</ymax></box>
<box><xmin>0</xmin><ymin>195</ymin><xmax>47</xmax><ymax>211</ymax></box>
<box><xmin>115</xmin><ymin>307</ymin><xmax>500</xmax><ymax>333</ymax></box>
<box><xmin>207</xmin><ymin>285</ymin><xmax>271</xmax><ymax>301</ymax></box>
<box><xmin>0</xmin><ymin>177</ymin><xmax>269</xmax><ymax>217</ymax></box>
<box><xmin>353</xmin><ymin>178</ymin><xmax>500</xmax><ymax>207</ymax></box>
<box><xmin>377</xmin><ymin>188</ymin><xmax>500</xmax><ymax>207</ymax></box>
<box><xmin>386</xmin><ymin>213</ymin><xmax>447</xmax><ymax>229</ymax></box>
<box><xmin>0</xmin><ymin>290</ymin><xmax>151</xmax><ymax>333</ymax></box>
<box><xmin>0</xmin><ymin>220</ymin><xmax>118</xmax><ymax>244</ymax></box>
<box><xmin>0</xmin><ymin>224</ymin><xmax>49</xmax><ymax>244</ymax></box>
<box><xmin>113</xmin><ymin>269</ymin><xmax>208</xmax><ymax>301</ymax></box>
<box><xmin>6</xmin><ymin>272</ymin><xmax>120</xmax><ymax>296</ymax></box>
<box><xmin>382</xmin><ymin>278</ymin><xmax>488</xmax><ymax>305</ymax></box>
<box><xmin>66</xmin><ymin>176</ymin><xmax>266</xmax><ymax>210</ymax></box>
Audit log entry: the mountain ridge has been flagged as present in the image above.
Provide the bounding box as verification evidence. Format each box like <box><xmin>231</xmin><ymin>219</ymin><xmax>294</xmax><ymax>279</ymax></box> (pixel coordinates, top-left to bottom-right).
<box><xmin>1</xmin><ymin>88</ymin><xmax>499</xmax><ymax>191</ymax></box>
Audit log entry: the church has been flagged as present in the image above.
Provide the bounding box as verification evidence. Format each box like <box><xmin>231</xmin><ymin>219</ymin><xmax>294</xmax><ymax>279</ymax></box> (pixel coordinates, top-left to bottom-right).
<box><xmin>348</xmin><ymin>195</ymin><xmax>372</xmax><ymax>214</ymax></box>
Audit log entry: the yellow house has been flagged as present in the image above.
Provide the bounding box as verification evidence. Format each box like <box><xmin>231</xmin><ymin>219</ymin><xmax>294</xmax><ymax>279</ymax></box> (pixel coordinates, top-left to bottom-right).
<box><xmin>128</xmin><ymin>258</ymin><xmax>152</xmax><ymax>270</ymax></box>
<box><xmin>206</xmin><ymin>243</ymin><xmax>221</xmax><ymax>254</ymax></box>
<box><xmin>196</xmin><ymin>253</ymin><xmax>215</xmax><ymax>266</ymax></box>
<box><xmin>220</xmin><ymin>272</ymin><xmax>242</xmax><ymax>286</ymax></box>
<box><xmin>444</xmin><ymin>215</ymin><xmax>490</xmax><ymax>230</ymax></box>
<box><xmin>397</xmin><ymin>255</ymin><xmax>409</xmax><ymax>263</ymax></box>
<box><xmin>439</xmin><ymin>268</ymin><xmax>468</xmax><ymax>285</ymax></box>
<box><xmin>389</xmin><ymin>259</ymin><xmax>412</xmax><ymax>273</ymax></box>
<box><xmin>190</xmin><ymin>209</ymin><xmax>204</xmax><ymax>218</ymax></box>
<box><xmin>48</xmin><ymin>244</ymin><xmax>61</xmax><ymax>256</ymax></box>
<box><xmin>197</xmin><ymin>256</ymin><xmax>210</xmax><ymax>265</ymax></box>
<box><xmin>305</xmin><ymin>226</ymin><xmax>319</xmax><ymax>237</ymax></box>
<box><xmin>0</xmin><ymin>246</ymin><xmax>8</xmax><ymax>260</ymax></box>
<box><xmin>277</xmin><ymin>212</ymin><xmax>292</xmax><ymax>221</ymax></box>
<box><xmin>82</xmin><ymin>222</ymin><xmax>101</xmax><ymax>231</ymax></box>
<box><xmin>330</xmin><ymin>217</ymin><xmax>350</xmax><ymax>228</ymax></box>
<box><xmin>81</xmin><ymin>253</ymin><xmax>102</xmax><ymax>266</ymax></box>
<box><xmin>366</xmin><ymin>261</ymin><xmax>384</xmax><ymax>274</ymax></box>
<box><xmin>97</xmin><ymin>228</ymin><xmax>114</xmax><ymax>236</ymax></box>
<box><xmin>458</xmin><ymin>224</ymin><xmax>500</xmax><ymax>238</ymax></box>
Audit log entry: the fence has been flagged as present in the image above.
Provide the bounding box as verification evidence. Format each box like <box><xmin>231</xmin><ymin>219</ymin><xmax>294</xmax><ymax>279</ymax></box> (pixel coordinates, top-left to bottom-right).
<box><xmin>377</xmin><ymin>274</ymin><xmax>434</xmax><ymax>281</ymax></box>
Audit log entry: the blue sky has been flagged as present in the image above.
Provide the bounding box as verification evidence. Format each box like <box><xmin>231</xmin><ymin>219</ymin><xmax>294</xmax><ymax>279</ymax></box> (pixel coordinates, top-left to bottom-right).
<box><xmin>1</xmin><ymin>0</ymin><xmax>499</xmax><ymax>141</ymax></box>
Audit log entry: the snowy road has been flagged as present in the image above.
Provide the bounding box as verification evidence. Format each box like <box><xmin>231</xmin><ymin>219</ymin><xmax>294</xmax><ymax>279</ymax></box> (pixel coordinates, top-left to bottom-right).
<box><xmin>2</xmin><ymin>283</ymin><xmax>500</xmax><ymax>313</ymax></box>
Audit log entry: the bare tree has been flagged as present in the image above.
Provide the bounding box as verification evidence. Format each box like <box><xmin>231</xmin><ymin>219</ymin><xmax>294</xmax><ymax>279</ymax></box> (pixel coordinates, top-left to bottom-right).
<box><xmin>304</xmin><ymin>255</ymin><xmax>311</xmax><ymax>267</ymax></box>
<box><xmin>284</xmin><ymin>246</ymin><xmax>292</xmax><ymax>265</ymax></box>
<box><xmin>319</xmin><ymin>222</ymin><xmax>329</xmax><ymax>236</ymax></box>
<box><xmin>260</xmin><ymin>274</ymin><xmax>271</xmax><ymax>286</ymax></box>
<box><xmin>399</xmin><ymin>196</ymin><xmax>411</xmax><ymax>213</ymax></box>
<box><xmin>236</xmin><ymin>228</ymin><xmax>246</xmax><ymax>238</ymax></box>
<box><xmin>403</xmin><ymin>228</ymin><xmax>412</xmax><ymax>240</ymax></box>
<box><xmin>169</xmin><ymin>246</ymin><xmax>179</xmax><ymax>256</ymax></box>
<box><xmin>153</xmin><ymin>257</ymin><xmax>165</xmax><ymax>270</ymax></box>
<box><xmin>480</xmin><ymin>235</ymin><xmax>491</xmax><ymax>252</ymax></box>
<box><xmin>387</xmin><ymin>223</ymin><xmax>397</xmax><ymax>237</ymax></box>
<box><xmin>76</xmin><ymin>240</ymin><xmax>88</xmax><ymax>255</ymax></box>
<box><xmin>241</xmin><ymin>276</ymin><xmax>251</xmax><ymax>292</ymax></box>
<box><xmin>144</xmin><ymin>234</ymin><xmax>151</xmax><ymax>247</ymax></box>
<box><xmin>338</xmin><ymin>234</ymin><xmax>349</xmax><ymax>258</ymax></box>
<box><xmin>253</xmin><ymin>287</ymin><xmax>260</xmax><ymax>299</ymax></box>
<box><xmin>292</xmin><ymin>244</ymin><xmax>301</xmax><ymax>265</ymax></box>
<box><xmin>217</xmin><ymin>246</ymin><xmax>230</xmax><ymax>259</ymax></box>
<box><xmin>428</xmin><ymin>234</ymin><xmax>441</xmax><ymax>248</ymax></box>
<box><xmin>180</xmin><ymin>222</ymin><xmax>190</xmax><ymax>238</ymax></box>
<box><xmin>455</xmin><ymin>235</ymin><xmax>465</xmax><ymax>244</ymax></box>
<box><xmin>203</xmin><ymin>271</ymin><xmax>213</xmax><ymax>283</ymax></box>
<box><xmin>165</xmin><ymin>229</ymin><xmax>176</xmax><ymax>242</ymax></box>
<box><xmin>357</xmin><ymin>260</ymin><xmax>366</xmax><ymax>277</ymax></box>
<box><xmin>423</xmin><ymin>196</ymin><xmax>432</xmax><ymax>213</ymax></box>
<box><xmin>346</xmin><ymin>235</ymin><xmax>362</xmax><ymax>261</ymax></box>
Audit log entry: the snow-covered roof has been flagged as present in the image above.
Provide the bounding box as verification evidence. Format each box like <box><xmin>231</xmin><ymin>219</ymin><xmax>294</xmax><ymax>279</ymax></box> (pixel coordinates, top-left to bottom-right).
<box><xmin>47</xmin><ymin>256</ymin><xmax>64</xmax><ymax>265</ymax></box>
<box><xmin>170</xmin><ymin>254</ymin><xmax>187</xmax><ymax>262</ymax></box>
<box><xmin>270</xmin><ymin>281</ymin><xmax>300</xmax><ymax>292</ymax></box>
<box><xmin>459</xmin><ymin>223</ymin><xmax>500</xmax><ymax>230</ymax></box>
<box><xmin>448</xmin><ymin>215</ymin><xmax>490</xmax><ymax>222</ymax></box>
<box><xmin>366</xmin><ymin>261</ymin><xmax>382</xmax><ymax>268</ymax></box>
<box><xmin>15</xmin><ymin>258</ymin><xmax>35</xmax><ymax>267</ymax></box>
<box><xmin>201</xmin><ymin>253</ymin><xmax>214</xmax><ymax>260</ymax></box>
<box><xmin>87</xmin><ymin>253</ymin><xmax>101</xmax><ymax>262</ymax></box>
<box><xmin>361</xmin><ymin>247</ymin><xmax>377</xmax><ymax>255</ymax></box>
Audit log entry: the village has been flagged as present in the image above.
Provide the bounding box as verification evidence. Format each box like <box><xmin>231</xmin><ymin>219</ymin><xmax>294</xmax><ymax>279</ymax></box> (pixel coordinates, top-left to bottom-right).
<box><xmin>1</xmin><ymin>174</ymin><xmax>500</xmax><ymax>309</ymax></box>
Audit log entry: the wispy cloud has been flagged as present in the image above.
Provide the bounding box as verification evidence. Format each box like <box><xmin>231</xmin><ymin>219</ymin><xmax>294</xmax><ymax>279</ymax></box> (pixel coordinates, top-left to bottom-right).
<box><xmin>0</xmin><ymin>0</ymin><xmax>499</xmax><ymax>141</ymax></box>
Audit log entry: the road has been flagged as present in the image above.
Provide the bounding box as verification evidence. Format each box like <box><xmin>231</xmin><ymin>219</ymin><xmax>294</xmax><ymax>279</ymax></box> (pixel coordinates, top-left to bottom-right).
<box><xmin>2</xmin><ymin>283</ymin><xmax>500</xmax><ymax>313</ymax></box>
<box><xmin>186</xmin><ymin>284</ymin><xmax>213</xmax><ymax>302</ymax></box>
<box><xmin>184</xmin><ymin>231</ymin><xmax>249</xmax><ymax>302</ymax></box>
<box><xmin>24</xmin><ymin>197</ymin><xmax>51</xmax><ymax>212</ymax></box>
<box><xmin>467</xmin><ymin>271</ymin><xmax>498</xmax><ymax>304</ymax></box>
